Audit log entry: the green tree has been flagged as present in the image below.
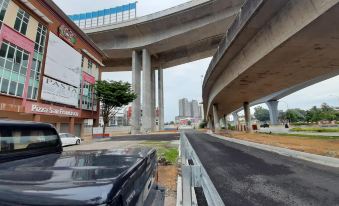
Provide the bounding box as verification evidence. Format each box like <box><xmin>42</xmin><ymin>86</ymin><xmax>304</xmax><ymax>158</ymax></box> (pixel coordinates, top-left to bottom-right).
<box><xmin>254</xmin><ymin>106</ymin><xmax>270</xmax><ymax>122</ymax></box>
<box><xmin>199</xmin><ymin>120</ymin><xmax>207</xmax><ymax>128</ymax></box>
<box><xmin>284</xmin><ymin>109</ymin><xmax>306</xmax><ymax>123</ymax></box>
<box><xmin>187</xmin><ymin>120</ymin><xmax>192</xmax><ymax>126</ymax></box>
<box><xmin>305</xmin><ymin>104</ymin><xmax>337</xmax><ymax>122</ymax></box>
<box><xmin>94</xmin><ymin>80</ymin><xmax>137</xmax><ymax>135</ymax></box>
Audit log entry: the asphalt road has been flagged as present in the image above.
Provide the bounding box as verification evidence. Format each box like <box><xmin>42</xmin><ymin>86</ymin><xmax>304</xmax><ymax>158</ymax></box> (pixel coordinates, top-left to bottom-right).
<box><xmin>185</xmin><ymin>131</ymin><xmax>339</xmax><ymax>206</ymax></box>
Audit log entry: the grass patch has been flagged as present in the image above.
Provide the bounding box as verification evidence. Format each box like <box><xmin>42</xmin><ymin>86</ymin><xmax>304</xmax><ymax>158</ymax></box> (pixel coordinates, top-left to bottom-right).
<box><xmin>161</xmin><ymin>148</ymin><xmax>179</xmax><ymax>164</ymax></box>
<box><xmin>140</xmin><ymin>141</ymin><xmax>179</xmax><ymax>164</ymax></box>
<box><xmin>290</xmin><ymin>127</ymin><xmax>339</xmax><ymax>133</ymax></box>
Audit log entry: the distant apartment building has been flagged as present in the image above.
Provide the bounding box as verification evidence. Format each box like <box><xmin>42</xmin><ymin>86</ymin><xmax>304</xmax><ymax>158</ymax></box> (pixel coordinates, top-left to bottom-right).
<box><xmin>191</xmin><ymin>100</ymin><xmax>200</xmax><ymax>118</ymax></box>
<box><xmin>177</xmin><ymin>98</ymin><xmax>202</xmax><ymax>125</ymax></box>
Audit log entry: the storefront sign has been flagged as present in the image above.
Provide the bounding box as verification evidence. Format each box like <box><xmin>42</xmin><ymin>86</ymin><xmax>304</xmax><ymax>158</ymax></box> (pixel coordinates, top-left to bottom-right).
<box><xmin>41</xmin><ymin>76</ymin><xmax>79</xmax><ymax>107</ymax></box>
<box><xmin>59</xmin><ymin>25</ymin><xmax>77</xmax><ymax>45</ymax></box>
<box><xmin>25</xmin><ymin>101</ymin><xmax>80</xmax><ymax>117</ymax></box>
<box><xmin>45</xmin><ymin>32</ymin><xmax>81</xmax><ymax>87</ymax></box>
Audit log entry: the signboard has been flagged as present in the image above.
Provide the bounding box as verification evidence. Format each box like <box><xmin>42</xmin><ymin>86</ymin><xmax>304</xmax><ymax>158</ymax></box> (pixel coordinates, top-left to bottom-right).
<box><xmin>45</xmin><ymin>32</ymin><xmax>81</xmax><ymax>87</ymax></box>
<box><xmin>0</xmin><ymin>24</ymin><xmax>34</xmax><ymax>53</ymax></box>
<box><xmin>41</xmin><ymin>76</ymin><xmax>79</xmax><ymax>107</ymax></box>
<box><xmin>82</xmin><ymin>72</ymin><xmax>96</xmax><ymax>84</ymax></box>
<box><xmin>25</xmin><ymin>101</ymin><xmax>80</xmax><ymax>117</ymax></box>
<box><xmin>59</xmin><ymin>25</ymin><xmax>77</xmax><ymax>45</ymax></box>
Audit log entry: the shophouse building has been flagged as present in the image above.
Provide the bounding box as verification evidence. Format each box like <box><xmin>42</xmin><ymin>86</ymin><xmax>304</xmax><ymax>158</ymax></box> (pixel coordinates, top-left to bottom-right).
<box><xmin>0</xmin><ymin>0</ymin><xmax>105</xmax><ymax>140</ymax></box>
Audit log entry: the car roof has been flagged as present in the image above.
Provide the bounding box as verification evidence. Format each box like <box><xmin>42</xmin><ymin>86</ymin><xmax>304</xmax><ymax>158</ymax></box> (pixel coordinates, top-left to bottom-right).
<box><xmin>0</xmin><ymin>119</ymin><xmax>54</xmax><ymax>129</ymax></box>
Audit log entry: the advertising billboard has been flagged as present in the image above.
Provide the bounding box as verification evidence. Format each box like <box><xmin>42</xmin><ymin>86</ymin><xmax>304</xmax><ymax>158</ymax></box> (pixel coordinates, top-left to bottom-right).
<box><xmin>44</xmin><ymin>32</ymin><xmax>81</xmax><ymax>87</ymax></box>
<box><xmin>41</xmin><ymin>76</ymin><xmax>79</xmax><ymax>107</ymax></box>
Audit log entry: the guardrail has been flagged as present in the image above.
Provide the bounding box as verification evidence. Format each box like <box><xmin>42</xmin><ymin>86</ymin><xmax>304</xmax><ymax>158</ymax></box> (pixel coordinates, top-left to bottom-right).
<box><xmin>177</xmin><ymin>132</ymin><xmax>224</xmax><ymax>206</ymax></box>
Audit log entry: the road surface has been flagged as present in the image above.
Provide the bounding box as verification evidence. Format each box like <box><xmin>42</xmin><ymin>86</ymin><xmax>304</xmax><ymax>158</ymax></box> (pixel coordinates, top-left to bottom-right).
<box><xmin>185</xmin><ymin>131</ymin><xmax>339</xmax><ymax>206</ymax></box>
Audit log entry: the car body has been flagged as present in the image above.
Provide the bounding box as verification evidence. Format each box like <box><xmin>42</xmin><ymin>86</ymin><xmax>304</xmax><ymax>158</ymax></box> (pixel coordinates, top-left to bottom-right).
<box><xmin>260</xmin><ymin>123</ymin><xmax>270</xmax><ymax>128</ymax></box>
<box><xmin>0</xmin><ymin>120</ymin><xmax>161</xmax><ymax>206</ymax></box>
<box><xmin>59</xmin><ymin>133</ymin><xmax>81</xmax><ymax>146</ymax></box>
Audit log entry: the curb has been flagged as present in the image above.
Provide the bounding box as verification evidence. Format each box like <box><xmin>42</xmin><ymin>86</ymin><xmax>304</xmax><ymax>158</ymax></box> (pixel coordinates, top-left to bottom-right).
<box><xmin>209</xmin><ymin>133</ymin><xmax>339</xmax><ymax>168</ymax></box>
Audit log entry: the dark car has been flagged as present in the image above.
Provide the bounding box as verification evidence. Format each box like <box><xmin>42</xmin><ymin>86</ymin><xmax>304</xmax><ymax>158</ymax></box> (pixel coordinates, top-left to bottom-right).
<box><xmin>260</xmin><ymin>123</ymin><xmax>270</xmax><ymax>128</ymax></box>
<box><xmin>0</xmin><ymin>120</ymin><xmax>161</xmax><ymax>206</ymax></box>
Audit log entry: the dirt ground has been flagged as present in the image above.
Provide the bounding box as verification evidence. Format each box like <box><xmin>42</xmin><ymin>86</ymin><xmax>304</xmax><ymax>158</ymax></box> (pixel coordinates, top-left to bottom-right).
<box><xmin>224</xmin><ymin>131</ymin><xmax>339</xmax><ymax>158</ymax></box>
<box><xmin>158</xmin><ymin>165</ymin><xmax>178</xmax><ymax>206</ymax></box>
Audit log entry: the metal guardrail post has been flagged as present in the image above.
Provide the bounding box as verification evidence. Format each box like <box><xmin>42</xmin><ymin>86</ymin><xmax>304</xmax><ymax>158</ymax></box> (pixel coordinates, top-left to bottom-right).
<box><xmin>182</xmin><ymin>165</ymin><xmax>192</xmax><ymax>206</ymax></box>
<box><xmin>179</xmin><ymin>132</ymin><xmax>225</xmax><ymax>206</ymax></box>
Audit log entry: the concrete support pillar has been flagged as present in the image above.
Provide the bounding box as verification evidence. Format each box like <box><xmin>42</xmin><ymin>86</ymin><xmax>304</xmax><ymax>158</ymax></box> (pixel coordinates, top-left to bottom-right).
<box><xmin>69</xmin><ymin>117</ymin><xmax>75</xmax><ymax>135</ymax></box>
<box><xmin>212</xmin><ymin>104</ymin><xmax>220</xmax><ymax>133</ymax></box>
<box><xmin>151</xmin><ymin>69</ymin><xmax>156</xmax><ymax>131</ymax></box>
<box><xmin>142</xmin><ymin>49</ymin><xmax>152</xmax><ymax>133</ymax></box>
<box><xmin>158</xmin><ymin>68</ymin><xmax>164</xmax><ymax>131</ymax></box>
<box><xmin>266</xmin><ymin>100</ymin><xmax>279</xmax><ymax>125</ymax></box>
<box><xmin>243</xmin><ymin>102</ymin><xmax>252</xmax><ymax>133</ymax></box>
<box><xmin>131</xmin><ymin>50</ymin><xmax>142</xmax><ymax>134</ymax></box>
<box><xmin>222</xmin><ymin>115</ymin><xmax>228</xmax><ymax>130</ymax></box>
<box><xmin>207</xmin><ymin>115</ymin><xmax>213</xmax><ymax>129</ymax></box>
<box><xmin>232</xmin><ymin>112</ymin><xmax>239</xmax><ymax>126</ymax></box>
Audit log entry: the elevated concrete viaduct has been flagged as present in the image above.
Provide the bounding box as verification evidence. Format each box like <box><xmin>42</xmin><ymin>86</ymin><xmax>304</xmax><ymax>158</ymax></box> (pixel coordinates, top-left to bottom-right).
<box><xmin>203</xmin><ymin>0</ymin><xmax>339</xmax><ymax>131</ymax></box>
<box><xmin>232</xmin><ymin>70</ymin><xmax>339</xmax><ymax>125</ymax></box>
<box><xmin>84</xmin><ymin>0</ymin><xmax>244</xmax><ymax>133</ymax></box>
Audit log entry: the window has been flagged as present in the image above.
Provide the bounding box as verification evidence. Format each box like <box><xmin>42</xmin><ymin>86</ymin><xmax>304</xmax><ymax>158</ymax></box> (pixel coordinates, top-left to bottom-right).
<box><xmin>0</xmin><ymin>0</ymin><xmax>9</xmax><ymax>24</ymax></box>
<box><xmin>88</xmin><ymin>59</ymin><xmax>93</xmax><ymax>74</ymax></box>
<box><xmin>34</xmin><ymin>23</ymin><xmax>47</xmax><ymax>54</ymax></box>
<box><xmin>0</xmin><ymin>41</ymin><xmax>30</xmax><ymax>97</ymax></box>
<box><xmin>14</xmin><ymin>8</ymin><xmax>30</xmax><ymax>35</ymax></box>
<box><xmin>0</xmin><ymin>127</ymin><xmax>59</xmax><ymax>154</ymax></box>
<box><xmin>79</xmin><ymin>80</ymin><xmax>96</xmax><ymax>111</ymax></box>
<box><xmin>25</xmin><ymin>24</ymin><xmax>47</xmax><ymax>100</ymax></box>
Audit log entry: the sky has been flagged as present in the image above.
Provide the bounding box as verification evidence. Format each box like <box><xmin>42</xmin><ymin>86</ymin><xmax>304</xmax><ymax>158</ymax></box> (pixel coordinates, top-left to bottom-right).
<box><xmin>54</xmin><ymin>0</ymin><xmax>339</xmax><ymax>122</ymax></box>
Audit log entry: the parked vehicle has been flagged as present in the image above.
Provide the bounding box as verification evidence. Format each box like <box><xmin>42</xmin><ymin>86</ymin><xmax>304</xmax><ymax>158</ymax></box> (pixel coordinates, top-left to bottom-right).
<box><xmin>260</xmin><ymin>123</ymin><xmax>270</xmax><ymax>128</ymax></box>
<box><xmin>59</xmin><ymin>133</ymin><xmax>81</xmax><ymax>146</ymax></box>
<box><xmin>0</xmin><ymin>120</ymin><xmax>161</xmax><ymax>206</ymax></box>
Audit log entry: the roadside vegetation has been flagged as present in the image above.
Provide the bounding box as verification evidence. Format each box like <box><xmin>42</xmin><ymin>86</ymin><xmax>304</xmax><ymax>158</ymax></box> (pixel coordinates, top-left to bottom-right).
<box><xmin>290</xmin><ymin>127</ymin><xmax>339</xmax><ymax>133</ymax></box>
<box><xmin>139</xmin><ymin>141</ymin><xmax>179</xmax><ymax>165</ymax></box>
<box><xmin>254</xmin><ymin>103</ymin><xmax>339</xmax><ymax>124</ymax></box>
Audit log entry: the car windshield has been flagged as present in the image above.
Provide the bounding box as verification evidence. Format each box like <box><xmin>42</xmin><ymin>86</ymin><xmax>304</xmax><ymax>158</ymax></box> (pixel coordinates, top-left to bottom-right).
<box><xmin>0</xmin><ymin>127</ymin><xmax>59</xmax><ymax>154</ymax></box>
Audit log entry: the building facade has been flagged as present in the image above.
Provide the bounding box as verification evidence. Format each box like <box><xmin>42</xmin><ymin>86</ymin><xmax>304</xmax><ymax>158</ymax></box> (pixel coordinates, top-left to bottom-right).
<box><xmin>178</xmin><ymin>98</ymin><xmax>202</xmax><ymax>118</ymax></box>
<box><xmin>177</xmin><ymin>98</ymin><xmax>202</xmax><ymax>125</ymax></box>
<box><xmin>0</xmin><ymin>0</ymin><xmax>104</xmax><ymax>140</ymax></box>
<box><xmin>191</xmin><ymin>100</ymin><xmax>200</xmax><ymax>118</ymax></box>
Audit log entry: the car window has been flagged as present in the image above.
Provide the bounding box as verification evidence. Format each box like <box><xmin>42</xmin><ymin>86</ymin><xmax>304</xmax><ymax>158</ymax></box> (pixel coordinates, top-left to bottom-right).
<box><xmin>0</xmin><ymin>127</ymin><xmax>59</xmax><ymax>154</ymax></box>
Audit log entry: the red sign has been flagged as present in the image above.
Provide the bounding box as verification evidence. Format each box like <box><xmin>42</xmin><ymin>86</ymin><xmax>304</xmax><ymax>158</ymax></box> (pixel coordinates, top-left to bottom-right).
<box><xmin>25</xmin><ymin>101</ymin><xmax>81</xmax><ymax>117</ymax></box>
<box><xmin>0</xmin><ymin>25</ymin><xmax>34</xmax><ymax>53</ymax></box>
<box><xmin>82</xmin><ymin>72</ymin><xmax>96</xmax><ymax>84</ymax></box>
